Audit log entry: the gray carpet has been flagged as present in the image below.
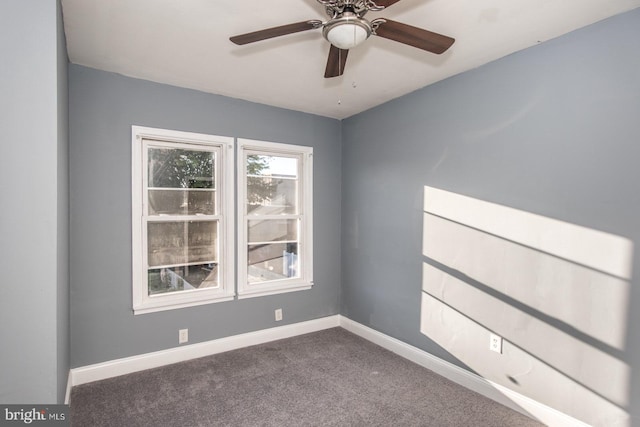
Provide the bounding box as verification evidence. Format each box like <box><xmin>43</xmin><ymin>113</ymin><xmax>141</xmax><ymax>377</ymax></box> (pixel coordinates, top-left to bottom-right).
<box><xmin>70</xmin><ymin>328</ymin><xmax>545</xmax><ymax>426</ymax></box>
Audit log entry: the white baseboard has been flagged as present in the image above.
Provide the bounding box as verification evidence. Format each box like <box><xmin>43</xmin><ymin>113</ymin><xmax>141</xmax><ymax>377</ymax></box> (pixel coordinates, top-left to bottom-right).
<box><xmin>69</xmin><ymin>313</ymin><xmax>587</xmax><ymax>426</ymax></box>
<box><xmin>70</xmin><ymin>315</ymin><xmax>340</xmax><ymax>388</ymax></box>
<box><xmin>65</xmin><ymin>370</ymin><xmax>72</xmax><ymax>404</ymax></box>
<box><xmin>339</xmin><ymin>316</ymin><xmax>591</xmax><ymax>427</ymax></box>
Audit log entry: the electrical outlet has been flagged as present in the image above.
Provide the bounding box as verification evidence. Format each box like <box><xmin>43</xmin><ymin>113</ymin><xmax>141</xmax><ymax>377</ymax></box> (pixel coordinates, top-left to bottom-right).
<box><xmin>275</xmin><ymin>308</ymin><xmax>283</xmax><ymax>321</ymax></box>
<box><xmin>489</xmin><ymin>333</ymin><xmax>502</xmax><ymax>354</ymax></box>
<box><xmin>179</xmin><ymin>328</ymin><xmax>189</xmax><ymax>344</ymax></box>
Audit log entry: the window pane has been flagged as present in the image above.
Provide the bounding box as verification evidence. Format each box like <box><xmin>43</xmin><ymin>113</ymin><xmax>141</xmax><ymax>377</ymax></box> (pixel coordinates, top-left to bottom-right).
<box><xmin>246</xmin><ymin>154</ymin><xmax>298</xmax><ymax>214</ymax></box>
<box><xmin>148</xmin><ymin>189</ymin><xmax>215</xmax><ymax>215</ymax></box>
<box><xmin>248</xmin><ymin>242</ymin><xmax>299</xmax><ymax>283</ymax></box>
<box><xmin>148</xmin><ymin>263</ymin><xmax>218</xmax><ymax>296</ymax></box>
<box><xmin>247</xmin><ymin>154</ymin><xmax>297</xmax><ymax>177</ymax></box>
<box><xmin>247</xmin><ymin>177</ymin><xmax>296</xmax><ymax>214</ymax></box>
<box><xmin>248</xmin><ymin>219</ymin><xmax>297</xmax><ymax>243</ymax></box>
<box><xmin>147</xmin><ymin>221</ymin><xmax>217</xmax><ymax>267</ymax></box>
<box><xmin>148</xmin><ymin>147</ymin><xmax>215</xmax><ymax>189</ymax></box>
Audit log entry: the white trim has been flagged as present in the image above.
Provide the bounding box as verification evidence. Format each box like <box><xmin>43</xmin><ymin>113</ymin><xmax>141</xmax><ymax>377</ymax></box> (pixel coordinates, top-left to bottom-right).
<box><xmin>64</xmin><ymin>370</ymin><xmax>72</xmax><ymax>404</ymax></box>
<box><xmin>237</xmin><ymin>137</ymin><xmax>310</xmax><ymax>154</ymax></box>
<box><xmin>132</xmin><ymin>295</ymin><xmax>235</xmax><ymax>315</ymax></box>
<box><xmin>339</xmin><ymin>317</ymin><xmax>591</xmax><ymax>427</ymax></box>
<box><xmin>132</xmin><ymin>126</ymin><xmax>234</xmax><ymax>146</ymax></box>
<box><xmin>70</xmin><ymin>315</ymin><xmax>340</xmax><ymax>387</ymax></box>
<box><xmin>236</xmin><ymin>284</ymin><xmax>312</xmax><ymax>299</ymax></box>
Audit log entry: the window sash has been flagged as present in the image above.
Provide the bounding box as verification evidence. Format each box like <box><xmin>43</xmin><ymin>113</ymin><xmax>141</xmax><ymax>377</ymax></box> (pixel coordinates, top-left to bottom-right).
<box><xmin>132</xmin><ymin>126</ymin><xmax>234</xmax><ymax>314</ymax></box>
<box><xmin>237</xmin><ymin>139</ymin><xmax>313</xmax><ymax>298</ymax></box>
<box><xmin>143</xmin><ymin>140</ymin><xmax>219</xmax><ymax>216</ymax></box>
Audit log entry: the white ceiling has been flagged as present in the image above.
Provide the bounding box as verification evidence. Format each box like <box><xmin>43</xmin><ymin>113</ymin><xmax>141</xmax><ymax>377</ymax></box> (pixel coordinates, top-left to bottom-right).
<box><xmin>61</xmin><ymin>0</ymin><xmax>640</xmax><ymax>119</ymax></box>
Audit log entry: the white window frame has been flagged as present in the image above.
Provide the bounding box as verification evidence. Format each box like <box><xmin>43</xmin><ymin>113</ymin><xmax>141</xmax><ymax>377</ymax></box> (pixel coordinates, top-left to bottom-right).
<box><xmin>132</xmin><ymin>126</ymin><xmax>235</xmax><ymax>314</ymax></box>
<box><xmin>237</xmin><ymin>138</ymin><xmax>313</xmax><ymax>298</ymax></box>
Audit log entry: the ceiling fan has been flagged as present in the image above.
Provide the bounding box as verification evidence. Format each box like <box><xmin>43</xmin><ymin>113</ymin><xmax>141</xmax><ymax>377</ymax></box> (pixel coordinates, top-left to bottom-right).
<box><xmin>230</xmin><ymin>0</ymin><xmax>455</xmax><ymax>78</ymax></box>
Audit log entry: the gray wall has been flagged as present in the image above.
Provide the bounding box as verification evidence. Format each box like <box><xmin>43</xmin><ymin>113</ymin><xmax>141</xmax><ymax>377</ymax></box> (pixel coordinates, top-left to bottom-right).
<box><xmin>0</xmin><ymin>0</ymin><xmax>69</xmax><ymax>404</ymax></box>
<box><xmin>341</xmin><ymin>8</ymin><xmax>640</xmax><ymax>426</ymax></box>
<box><xmin>68</xmin><ymin>65</ymin><xmax>342</xmax><ymax>367</ymax></box>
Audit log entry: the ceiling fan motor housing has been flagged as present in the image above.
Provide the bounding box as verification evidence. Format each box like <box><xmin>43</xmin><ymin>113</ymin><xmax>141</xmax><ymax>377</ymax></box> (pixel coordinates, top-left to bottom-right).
<box><xmin>322</xmin><ymin>11</ymin><xmax>373</xmax><ymax>49</ymax></box>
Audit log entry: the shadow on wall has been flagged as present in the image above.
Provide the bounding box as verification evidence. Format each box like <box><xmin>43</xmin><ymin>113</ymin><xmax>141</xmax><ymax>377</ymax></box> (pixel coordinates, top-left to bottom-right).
<box><xmin>420</xmin><ymin>186</ymin><xmax>633</xmax><ymax>427</ymax></box>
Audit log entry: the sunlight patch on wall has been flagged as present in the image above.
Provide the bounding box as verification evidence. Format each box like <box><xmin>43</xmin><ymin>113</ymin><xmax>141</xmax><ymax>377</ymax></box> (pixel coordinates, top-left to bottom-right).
<box><xmin>421</xmin><ymin>185</ymin><xmax>634</xmax><ymax>427</ymax></box>
<box><xmin>423</xmin><ymin>212</ymin><xmax>630</xmax><ymax>350</ymax></box>
<box><xmin>421</xmin><ymin>293</ymin><xmax>629</xmax><ymax>427</ymax></box>
<box><xmin>423</xmin><ymin>186</ymin><xmax>633</xmax><ymax>280</ymax></box>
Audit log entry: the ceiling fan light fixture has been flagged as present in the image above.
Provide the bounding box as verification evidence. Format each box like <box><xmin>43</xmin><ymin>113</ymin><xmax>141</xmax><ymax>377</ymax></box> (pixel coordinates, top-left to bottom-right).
<box><xmin>323</xmin><ymin>14</ymin><xmax>372</xmax><ymax>50</ymax></box>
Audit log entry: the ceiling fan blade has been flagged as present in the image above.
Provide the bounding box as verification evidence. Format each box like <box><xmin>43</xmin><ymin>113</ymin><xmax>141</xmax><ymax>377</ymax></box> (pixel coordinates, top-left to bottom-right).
<box><xmin>230</xmin><ymin>20</ymin><xmax>321</xmax><ymax>45</ymax></box>
<box><xmin>372</xmin><ymin>0</ymin><xmax>404</xmax><ymax>8</ymax></box>
<box><xmin>324</xmin><ymin>45</ymin><xmax>349</xmax><ymax>78</ymax></box>
<box><xmin>374</xmin><ymin>19</ymin><xmax>455</xmax><ymax>54</ymax></box>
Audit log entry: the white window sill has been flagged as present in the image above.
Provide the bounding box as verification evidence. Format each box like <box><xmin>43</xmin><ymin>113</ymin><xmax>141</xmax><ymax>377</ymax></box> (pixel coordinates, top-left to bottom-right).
<box><xmin>237</xmin><ymin>282</ymin><xmax>313</xmax><ymax>299</ymax></box>
<box><xmin>133</xmin><ymin>295</ymin><xmax>235</xmax><ymax>315</ymax></box>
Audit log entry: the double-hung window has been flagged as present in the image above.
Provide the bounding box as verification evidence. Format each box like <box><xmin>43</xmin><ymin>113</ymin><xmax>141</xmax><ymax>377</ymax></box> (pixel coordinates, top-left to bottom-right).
<box><xmin>132</xmin><ymin>126</ymin><xmax>234</xmax><ymax>314</ymax></box>
<box><xmin>237</xmin><ymin>139</ymin><xmax>313</xmax><ymax>298</ymax></box>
